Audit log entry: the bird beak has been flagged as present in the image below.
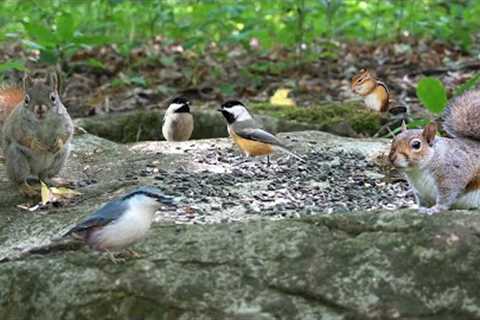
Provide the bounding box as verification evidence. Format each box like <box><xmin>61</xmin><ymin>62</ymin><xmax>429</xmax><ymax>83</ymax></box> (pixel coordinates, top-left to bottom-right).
<box><xmin>217</xmin><ymin>107</ymin><xmax>224</xmax><ymax>112</ymax></box>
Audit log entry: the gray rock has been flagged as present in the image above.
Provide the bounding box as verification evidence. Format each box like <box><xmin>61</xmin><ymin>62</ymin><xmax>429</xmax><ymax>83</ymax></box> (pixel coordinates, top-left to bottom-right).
<box><xmin>3</xmin><ymin>212</ymin><xmax>480</xmax><ymax>320</ymax></box>
<box><xmin>1</xmin><ymin>131</ymin><xmax>477</xmax><ymax>320</ymax></box>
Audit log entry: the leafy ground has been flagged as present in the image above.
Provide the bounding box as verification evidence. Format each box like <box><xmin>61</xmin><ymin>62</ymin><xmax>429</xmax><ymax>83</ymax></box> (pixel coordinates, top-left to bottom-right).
<box><xmin>3</xmin><ymin>38</ymin><xmax>479</xmax><ymax>129</ymax></box>
<box><xmin>0</xmin><ymin>1</ymin><xmax>479</xmax><ymax>138</ymax></box>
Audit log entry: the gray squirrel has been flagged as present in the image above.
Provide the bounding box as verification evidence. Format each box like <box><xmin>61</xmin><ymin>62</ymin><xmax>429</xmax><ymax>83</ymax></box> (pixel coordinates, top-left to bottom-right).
<box><xmin>389</xmin><ymin>89</ymin><xmax>480</xmax><ymax>214</ymax></box>
<box><xmin>1</xmin><ymin>72</ymin><xmax>74</xmax><ymax>197</ymax></box>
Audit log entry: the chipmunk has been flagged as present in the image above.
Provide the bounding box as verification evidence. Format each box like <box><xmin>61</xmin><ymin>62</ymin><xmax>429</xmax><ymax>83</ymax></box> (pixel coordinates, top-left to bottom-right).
<box><xmin>352</xmin><ymin>69</ymin><xmax>390</xmax><ymax>112</ymax></box>
<box><xmin>1</xmin><ymin>72</ymin><xmax>74</xmax><ymax>197</ymax></box>
<box><xmin>389</xmin><ymin>89</ymin><xmax>480</xmax><ymax>215</ymax></box>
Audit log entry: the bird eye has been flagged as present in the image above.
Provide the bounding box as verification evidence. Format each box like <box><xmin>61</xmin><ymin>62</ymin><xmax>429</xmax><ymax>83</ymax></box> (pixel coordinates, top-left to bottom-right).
<box><xmin>24</xmin><ymin>95</ymin><xmax>30</xmax><ymax>105</ymax></box>
<box><xmin>50</xmin><ymin>93</ymin><xmax>56</xmax><ymax>102</ymax></box>
<box><xmin>410</xmin><ymin>139</ymin><xmax>422</xmax><ymax>150</ymax></box>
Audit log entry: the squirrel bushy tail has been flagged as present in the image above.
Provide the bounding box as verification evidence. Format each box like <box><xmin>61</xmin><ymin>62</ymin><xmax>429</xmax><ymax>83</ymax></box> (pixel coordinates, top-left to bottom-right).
<box><xmin>0</xmin><ymin>85</ymin><xmax>24</xmax><ymax>125</ymax></box>
<box><xmin>443</xmin><ymin>90</ymin><xmax>480</xmax><ymax>140</ymax></box>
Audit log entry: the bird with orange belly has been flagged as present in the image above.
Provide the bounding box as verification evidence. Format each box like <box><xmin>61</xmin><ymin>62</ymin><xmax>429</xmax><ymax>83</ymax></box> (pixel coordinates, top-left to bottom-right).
<box><xmin>218</xmin><ymin>100</ymin><xmax>304</xmax><ymax>165</ymax></box>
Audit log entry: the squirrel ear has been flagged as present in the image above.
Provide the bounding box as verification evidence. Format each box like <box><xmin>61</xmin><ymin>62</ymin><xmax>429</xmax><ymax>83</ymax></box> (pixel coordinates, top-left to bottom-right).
<box><xmin>400</xmin><ymin>120</ymin><xmax>407</xmax><ymax>132</ymax></box>
<box><xmin>422</xmin><ymin>122</ymin><xmax>438</xmax><ymax>145</ymax></box>
<box><xmin>47</xmin><ymin>67</ymin><xmax>64</xmax><ymax>94</ymax></box>
<box><xmin>22</xmin><ymin>73</ymin><xmax>34</xmax><ymax>90</ymax></box>
<box><xmin>47</xmin><ymin>72</ymin><xmax>60</xmax><ymax>93</ymax></box>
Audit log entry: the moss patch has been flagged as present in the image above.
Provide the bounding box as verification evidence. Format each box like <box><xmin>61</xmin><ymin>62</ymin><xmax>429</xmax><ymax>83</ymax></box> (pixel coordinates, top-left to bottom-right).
<box><xmin>251</xmin><ymin>102</ymin><xmax>383</xmax><ymax>137</ymax></box>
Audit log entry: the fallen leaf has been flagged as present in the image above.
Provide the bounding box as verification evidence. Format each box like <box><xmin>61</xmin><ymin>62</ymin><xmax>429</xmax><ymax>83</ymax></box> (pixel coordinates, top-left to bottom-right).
<box><xmin>41</xmin><ymin>181</ymin><xmax>81</xmax><ymax>205</ymax></box>
<box><xmin>270</xmin><ymin>88</ymin><xmax>296</xmax><ymax>107</ymax></box>
<box><xmin>41</xmin><ymin>181</ymin><xmax>51</xmax><ymax>205</ymax></box>
<box><xmin>50</xmin><ymin>187</ymin><xmax>82</xmax><ymax>199</ymax></box>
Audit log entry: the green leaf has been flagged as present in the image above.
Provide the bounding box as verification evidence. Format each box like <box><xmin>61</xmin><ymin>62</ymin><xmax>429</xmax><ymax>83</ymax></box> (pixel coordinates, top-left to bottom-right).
<box><xmin>219</xmin><ymin>84</ymin><xmax>236</xmax><ymax>96</ymax></box>
<box><xmin>129</xmin><ymin>75</ymin><xmax>147</xmax><ymax>87</ymax></box>
<box><xmin>38</xmin><ymin>49</ymin><xmax>58</xmax><ymax>64</ymax></box>
<box><xmin>111</xmin><ymin>78</ymin><xmax>125</xmax><ymax>88</ymax></box>
<box><xmin>416</xmin><ymin>77</ymin><xmax>448</xmax><ymax>114</ymax></box>
<box><xmin>23</xmin><ymin>22</ymin><xmax>57</xmax><ymax>46</ymax></box>
<box><xmin>454</xmin><ymin>74</ymin><xmax>480</xmax><ymax>96</ymax></box>
<box><xmin>56</xmin><ymin>13</ymin><xmax>76</xmax><ymax>42</ymax></box>
<box><xmin>0</xmin><ymin>60</ymin><xmax>27</xmax><ymax>73</ymax></box>
<box><xmin>86</xmin><ymin>58</ymin><xmax>106</xmax><ymax>69</ymax></box>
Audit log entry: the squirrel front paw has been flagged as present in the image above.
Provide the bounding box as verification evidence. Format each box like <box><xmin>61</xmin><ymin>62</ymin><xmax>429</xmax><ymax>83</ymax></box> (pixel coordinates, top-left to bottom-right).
<box><xmin>30</xmin><ymin>137</ymin><xmax>64</xmax><ymax>153</ymax></box>
<box><xmin>30</xmin><ymin>138</ymin><xmax>49</xmax><ymax>152</ymax></box>
<box><xmin>418</xmin><ymin>205</ymin><xmax>447</xmax><ymax>215</ymax></box>
<box><xmin>18</xmin><ymin>182</ymin><xmax>40</xmax><ymax>198</ymax></box>
<box><xmin>50</xmin><ymin>138</ymin><xmax>64</xmax><ymax>153</ymax></box>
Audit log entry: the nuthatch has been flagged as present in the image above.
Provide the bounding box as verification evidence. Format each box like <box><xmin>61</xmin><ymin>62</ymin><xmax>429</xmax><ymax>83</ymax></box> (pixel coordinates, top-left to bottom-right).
<box><xmin>63</xmin><ymin>187</ymin><xmax>176</xmax><ymax>257</ymax></box>
<box><xmin>162</xmin><ymin>96</ymin><xmax>194</xmax><ymax>141</ymax></box>
<box><xmin>218</xmin><ymin>100</ymin><xmax>304</xmax><ymax>165</ymax></box>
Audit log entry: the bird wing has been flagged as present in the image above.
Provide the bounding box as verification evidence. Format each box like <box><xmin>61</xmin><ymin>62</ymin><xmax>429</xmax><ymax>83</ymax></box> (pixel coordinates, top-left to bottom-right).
<box><xmin>63</xmin><ymin>199</ymin><xmax>128</xmax><ymax>236</ymax></box>
<box><xmin>234</xmin><ymin>124</ymin><xmax>287</xmax><ymax>149</ymax></box>
<box><xmin>233</xmin><ymin>120</ymin><xmax>305</xmax><ymax>162</ymax></box>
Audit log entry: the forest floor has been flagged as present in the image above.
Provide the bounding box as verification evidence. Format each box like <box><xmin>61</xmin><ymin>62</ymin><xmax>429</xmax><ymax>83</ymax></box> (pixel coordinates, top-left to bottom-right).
<box><xmin>1</xmin><ymin>38</ymin><xmax>479</xmax><ymax>135</ymax></box>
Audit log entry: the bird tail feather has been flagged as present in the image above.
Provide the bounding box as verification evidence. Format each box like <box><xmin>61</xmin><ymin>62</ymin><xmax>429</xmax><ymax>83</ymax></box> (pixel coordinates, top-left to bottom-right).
<box><xmin>277</xmin><ymin>145</ymin><xmax>306</xmax><ymax>163</ymax></box>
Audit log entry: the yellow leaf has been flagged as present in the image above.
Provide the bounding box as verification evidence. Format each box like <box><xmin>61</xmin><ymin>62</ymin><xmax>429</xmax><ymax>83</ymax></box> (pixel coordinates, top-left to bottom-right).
<box><xmin>40</xmin><ymin>181</ymin><xmax>51</xmax><ymax>205</ymax></box>
<box><xmin>269</xmin><ymin>88</ymin><xmax>296</xmax><ymax>107</ymax></box>
<box><xmin>40</xmin><ymin>181</ymin><xmax>81</xmax><ymax>205</ymax></box>
<box><xmin>50</xmin><ymin>187</ymin><xmax>82</xmax><ymax>199</ymax></box>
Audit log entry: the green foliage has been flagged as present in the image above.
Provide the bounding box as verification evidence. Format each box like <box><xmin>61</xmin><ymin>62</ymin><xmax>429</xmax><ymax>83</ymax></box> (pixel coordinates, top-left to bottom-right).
<box><xmin>0</xmin><ymin>60</ymin><xmax>26</xmax><ymax>73</ymax></box>
<box><xmin>454</xmin><ymin>74</ymin><xmax>480</xmax><ymax>96</ymax></box>
<box><xmin>0</xmin><ymin>0</ymin><xmax>479</xmax><ymax>65</ymax></box>
<box><xmin>22</xmin><ymin>11</ymin><xmax>109</xmax><ymax>64</ymax></box>
<box><xmin>416</xmin><ymin>77</ymin><xmax>448</xmax><ymax>114</ymax></box>
<box><xmin>112</xmin><ymin>74</ymin><xmax>148</xmax><ymax>88</ymax></box>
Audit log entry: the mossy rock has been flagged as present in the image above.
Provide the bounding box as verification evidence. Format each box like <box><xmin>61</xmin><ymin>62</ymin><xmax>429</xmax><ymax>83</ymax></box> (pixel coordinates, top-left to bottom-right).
<box><xmin>76</xmin><ymin>102</ymin><xmax>383</xmax><ymax>144</ymax></box>
<box><xmin>75</xmin><ymin>110</ymin><xmax>321</xmax><ymax>143</ymax></box>
<box><xmin>251</xmin><ymin>102</ymin><xmax>384</xmax><ymax>137</ymax></box>
<box><xmin>76</xmin><ymin>111</ymin><xmax>229</xmax><ymax>143</ymax></box>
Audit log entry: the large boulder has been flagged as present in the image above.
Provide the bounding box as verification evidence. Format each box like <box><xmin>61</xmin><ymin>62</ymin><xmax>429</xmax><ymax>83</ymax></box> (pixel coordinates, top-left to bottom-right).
<box><xmin>1</xmin><ymin>131</ymin><xmax>478</xmax><ymax>320</ymax></box>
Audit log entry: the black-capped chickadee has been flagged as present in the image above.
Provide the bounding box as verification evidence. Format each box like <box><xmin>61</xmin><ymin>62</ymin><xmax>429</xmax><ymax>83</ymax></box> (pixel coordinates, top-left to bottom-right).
<box><xmin>218</xmin><ymin>100</ymin><xmax>304</xmax><ymax>165</ymax></box>
<box><xmin>162</xmin><ymin>97</ymin><xmax>194</xmax><ymax>141</ymax></box>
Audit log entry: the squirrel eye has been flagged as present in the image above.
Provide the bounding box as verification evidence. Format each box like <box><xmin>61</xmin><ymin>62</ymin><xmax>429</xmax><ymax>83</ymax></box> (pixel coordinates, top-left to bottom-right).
<box><xmin>50</xmin><ymin>93</ymin><xmax>56</xmax><ymax>102</ymax></box>
<box><xmin>410</xmin><ymin>139</ymin><xmax>422</xmax><ymax>150</ymax></box>
<box><xmin>24</xmin><ymin>95</ymin><xmax>30</xmax><ymax>105</ymax></box>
